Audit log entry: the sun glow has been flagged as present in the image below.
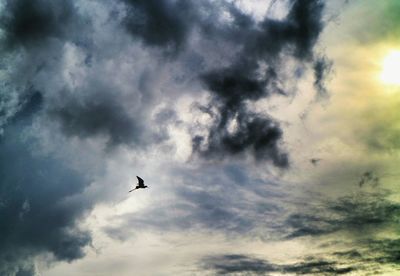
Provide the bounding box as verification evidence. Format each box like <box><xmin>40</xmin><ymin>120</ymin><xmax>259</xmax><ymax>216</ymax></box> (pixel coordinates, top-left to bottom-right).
<box><xmin>381</xmin><ymin>50</ymin><xmax>400</xmax><ymax>85</ymax></box>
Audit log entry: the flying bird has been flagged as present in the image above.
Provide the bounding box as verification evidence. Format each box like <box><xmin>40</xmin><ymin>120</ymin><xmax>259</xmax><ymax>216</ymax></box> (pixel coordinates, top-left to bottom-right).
<box><xmin>310</xmin><ymin>158</ymin><xmax>322</xmax><ymax>166</ymax></box>
<box><xmin>129</xmin><ymin>176</ymin><xmax>148</xmax><ymax>192</ymax></box>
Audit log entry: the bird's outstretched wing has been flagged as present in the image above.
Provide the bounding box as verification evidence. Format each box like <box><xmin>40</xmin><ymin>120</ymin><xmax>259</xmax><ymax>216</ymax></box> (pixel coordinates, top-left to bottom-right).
<box><xmin>129</xmin><ymin>188</ymin><xmax>138</xmax><ymax>192</ymax></box>
<box><xmin>136</xmin><ymin>176</ymin><xmax>145</xmax><ymax>187</ymax></box>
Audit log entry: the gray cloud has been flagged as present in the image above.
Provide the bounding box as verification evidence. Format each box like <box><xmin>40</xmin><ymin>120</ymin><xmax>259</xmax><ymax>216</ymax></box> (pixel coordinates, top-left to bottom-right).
<box><xmin>109</xmin><ymin>183</ymin><xmax>400</xmax><ymax>274</ymax></box>
<box><xmin>116</xmin><ymin>179</ymin><xmax>400</xmax><ymax>275</ymax></box>
<box><xmin>1</xmin><ymin>0</ymin><xmax>330</xmax><ymax>158</ymax></box>
<box><xmin>0</xmin><ymin>0</ymin><xmax>76</xmax><ymax>49</ymax></box>
<box><xmin>0</xmin><ymin>3</ymin><xmax>97</xmax><ymax>271</ymax></box>
<box><xmin>122</xmin><ymin>0</ymin><xmax>195</xmax><ymax>52</ymax></box>
<box><xmin>192</xmin><ymin>112</ymin><xmax>288</xmax><ymax>167</ymax></box>
<box><xmin>358</xmin><ymin>171</ymin><xmax>380</xmax><ymax>187</ymax></box>
<box><xmin>283</xmin><ymin>190</ymin><xmax>400</xmax><ymax>239</ymax></box>
<box><xmin>201</xmin><ymin>254</ymin><xmax>355</xmax><ymax>275</ymax></box>
<box><xmin>117</xmin><ymin>0</ymin><xmax>329</xmax><ymax>164</ymax></box>
<box><xmin>192</xmin><ymin>0</ymin><xmax>327</xmax><ymax>165</ymax></box>
<box><xmin>270</xmin><ymin>189</ymin><xmax>400</xmax><ymax>274</ymax></box>
<box><xmin>49</xmin><ymin>87</ymin><xmax>147</xmax><ymax>149</ymax></box>
<box><xmin>313</xmin><ymin>56</ymin><xmax>332</xmax><ymax>99</ymax></box>
<box><xmin>202</xmin><ymin>254</ymin><xmax>277</xmax><ymax>275</ymax></box>
<box><xmin>104</xmin><ymin>164</ymin><xmax>287</xmax><ymax>239</ymax></box>
<box><xmin>0</xmin><ymin>0</ymin><xmax>332</xmax><ymax>274</ymax></box>
<box><xmin>0</xmin><ymin>103</ymin><xmax>92</xmax><ymax>275</ymax></box>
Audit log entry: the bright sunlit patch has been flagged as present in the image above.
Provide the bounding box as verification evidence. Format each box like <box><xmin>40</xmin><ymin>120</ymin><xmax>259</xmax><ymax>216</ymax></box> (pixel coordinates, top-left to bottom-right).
<box><xmin>381</xmin><ymin>50</ymin><xmax>400</xmax><ymax>85</ymax></box>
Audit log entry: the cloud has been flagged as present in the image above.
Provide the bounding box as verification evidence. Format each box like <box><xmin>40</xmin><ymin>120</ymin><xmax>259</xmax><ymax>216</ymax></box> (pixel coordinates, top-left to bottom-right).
<box><xmin>365</xmin><ymin>238</ymin><xmax>400</xmax><ymax>264</ymax></box>
<box><xmin>283</xmin><ymin>190</ymin><xmax>400</xmax><ymax>239</ymax></box>
<box><xmin>48</xmin><ymin>87</ymin><xmax>148</xmax><ymax>149</ymax></box>
<box><xmin>202</xmin><ymin>254</ymin><xmax>277</xmax><ymax>275</ymax></box>
<box><xmin>0</xmin><ymin>0</ymin><xmax>330</xmax><ymax>160</ymax></box>
<box><xmin>358</xmin><ymin>171</ymin><xmax>379</xmax><ymax>187</ymax></box>
<box><xmin>313</xmin><ymin>56</ymin><xmax>332</xmax><ymax>99</ymax></box>
<box><xmin>0</xmin><ymin>102</ymin><xmax>93</xmax><ymax>275</ymax></box>
<box><xmin>104</xmin><ymin>164</ymin><xmax>288</xmax><ymax>239</ymax></box>
<box><xmin>0</xmin><ymin>0</ymin><xmax>331</xmax><ymax>274</ymax></box>
<box><xmin>122</xmin><ymin>0</ymin><xmax>195</xmax><ymax>52</ymax></box>
<box><xmin>0</xmin><ymin>0</ymin><xmax>88</xmax><ymax>134</ymax></box>
<box><xmin>118</xmin><ymin>0</ymin><xmax>329</xmax><ymax>164</ymax></box>
<box><xmin>0</xmin><ymin>0</ymin><xmax>78</xmax><ymax>49</ymax></box>
<box><xmin>192</xmin><ymin>0</ymin><xmax>327</xmax><ymax>164</ymax></box>
<box><xmin>110</xmin><ymin>165</ymin><xmax>400</xmax><ymax>251</ymax></box>
<box><xmin>192</xmin><ymin>112</ymin><xmax>289</xmax><ymax>166</ymax></box>
<box><xmin>201</xmin><ymin>254</ymin><xmax>355</xmax><ymax>275</ymax></box>
<box><xmin>262</xmin><ymin>188</ymin><xmax>400</xmax><ymax>274</ymax></box>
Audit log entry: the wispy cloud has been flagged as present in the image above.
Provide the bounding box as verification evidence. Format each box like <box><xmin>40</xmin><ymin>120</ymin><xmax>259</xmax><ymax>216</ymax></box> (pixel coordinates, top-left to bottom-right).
<box><xmin>201</xmin><ymin>254</ymin><xmax>355</xmax><ymax>275</ymax></box>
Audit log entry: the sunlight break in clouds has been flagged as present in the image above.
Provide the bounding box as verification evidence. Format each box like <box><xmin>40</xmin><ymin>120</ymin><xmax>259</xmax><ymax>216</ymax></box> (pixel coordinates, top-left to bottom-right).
<box><xmin>381</xmin><ymin>50</ymin><xmax>400</xmax><ymax>86</ymax></box>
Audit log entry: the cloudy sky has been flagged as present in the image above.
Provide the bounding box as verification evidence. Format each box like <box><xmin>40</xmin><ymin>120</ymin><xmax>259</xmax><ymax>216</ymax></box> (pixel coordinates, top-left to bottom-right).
<box><xmin>2</xmin><ymin>0</ymin><xmax>400</xmax><ymax>275</ymax></box>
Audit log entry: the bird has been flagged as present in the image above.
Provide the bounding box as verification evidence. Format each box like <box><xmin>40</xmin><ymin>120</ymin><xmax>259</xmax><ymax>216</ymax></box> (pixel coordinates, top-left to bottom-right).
<box><xmin>129</xmin><ymin>176</ymin><xmax>148</xmax><ymax>192</ymax></box>
<box><xmin>310</xmin><ymin>158</ymin><xmax>322</xmax><ymax>166</ymax></box>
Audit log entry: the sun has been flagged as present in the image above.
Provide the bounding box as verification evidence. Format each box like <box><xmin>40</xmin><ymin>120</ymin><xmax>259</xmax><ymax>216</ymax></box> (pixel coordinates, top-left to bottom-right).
<box><xmin>381</xmin><ymin>50</ymin><xmax>400</xmax><ymax>85</ymax></box>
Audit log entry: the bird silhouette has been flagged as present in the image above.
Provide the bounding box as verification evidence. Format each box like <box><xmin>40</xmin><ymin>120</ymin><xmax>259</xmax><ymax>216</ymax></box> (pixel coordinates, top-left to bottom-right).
<box><xmin>310</xmin><ymin>158</ymin><xmax>322</xmax><ymax>166</ymax></box>
<box><xmin>129</xmin><ymin>176</ymin><xmax>148</xmax><ymax>192</ymax></box>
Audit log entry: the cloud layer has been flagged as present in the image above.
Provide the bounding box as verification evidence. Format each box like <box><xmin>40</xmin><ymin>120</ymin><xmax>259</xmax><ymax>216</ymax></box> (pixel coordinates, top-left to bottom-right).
<box><xmin>0</xmin><ymin>0</ymin><xmax>330</xmax><ymax>274</ymax></box>
<box><xmin>0</xmin><ymin>97</ymin><xmax>92</xmax><ymax>275</ymax></box>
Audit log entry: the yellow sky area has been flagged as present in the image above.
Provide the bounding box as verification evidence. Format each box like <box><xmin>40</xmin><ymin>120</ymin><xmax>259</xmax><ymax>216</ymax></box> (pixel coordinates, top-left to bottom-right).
<box><xmin>293</xmin><ymin>37</ymin><xmax>400</xmax><ymax>195</ymax></box>
<box><xmin>381</xmin><ymin>50</ymin><xmax>400</xmax><ymax>86</ymax></box>
<box><xmin>332</xmin><ymin>43</ymin><xmax>400</xmax><ymax>136</ymax></box>
<box><xmin>265</xmin><ymin>39</ymin><xmax>400</xmax><ymax>192</ymax></box>
<box><xmin>318</xmin><ymin>1</ymin><xmax>400</xmax><ymax>123</ymax></box>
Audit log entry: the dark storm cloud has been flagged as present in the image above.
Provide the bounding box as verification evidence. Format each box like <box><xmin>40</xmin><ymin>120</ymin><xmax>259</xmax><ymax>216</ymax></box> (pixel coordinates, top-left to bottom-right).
<box><xmin>11</xmin><ymin>91</ymin><xmax>43</xmax><ymax>122</ymax></box>
<box><xmin>122</xmin><ymin>0</ymin><xmax>194</xmax><ymax>51</ymax></box>
<box><xmin>0</xmin><ymin>0</ymin><xmax>77</xmax><ymax>48</ymax></box>
<box><xmin>0</xmin><ymin>2</ymin><xmax>94</xmax><ymax>274</ymax></box>
<box><xmin>192</xmin><ymin>111</ymin><xmax>289</xmax><ymax>167</ymax></box>
<box><xmin>49</xmin><ymin>90</ymin><xmax>144</xmax><ymax>148</ymax></box>
<box><xmin>0</xmin><ymin>0</ymin><xmax>332</xmax><ymax>274</ymax></box>
<box><xmin>0</xmin><ymin>87</ymin><xmax>43</xmax><ymax>133</ymax></box>
<box><xmin>47</xmin><ymin>76</ymin><xmax>172</xmax><ymax>149</ymax></box>
<box><xmin>0</xmin><ymin>107</ymin><xmax>92</xmax><ymax>275</ymax></box>
<box><xmin>0</xmin><ymin>0</ymin><xmax>330</xmax><ymax>164</ymax></box>
<box><xmin>201</xmin><ymin>254</ymin><xmax>355</xmax><ymax>275</ymax></box>
<box><xmin>119</xmin><ymin>0</ymin><xmax>329</xmax><ymax>163</ymax></box>
<box><xmin>0</xmin><ymin>0</ymin><xmax>165</xmax><ymax>151</ymax></box>
<box><xmin>192</xmin><ymin>0</ymin><xmax>327</xmax><ymax>164</ymax></box>
<box><xmin>0</xmin><ymin>0</ymin><xmax>90</xmax><ymax>138</ymax></box>
<box><xmin>14</xmin><ymin>265</ymin><xmax>36</xmax><ymax>276</ymax></box>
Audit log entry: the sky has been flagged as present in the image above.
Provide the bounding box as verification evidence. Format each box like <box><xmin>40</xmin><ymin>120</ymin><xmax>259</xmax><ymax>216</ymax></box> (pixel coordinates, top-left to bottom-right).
<box><xmin>1</xmin><ymin>0</ymin><xmax>400</xmax><ymax>275</ymax></box>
